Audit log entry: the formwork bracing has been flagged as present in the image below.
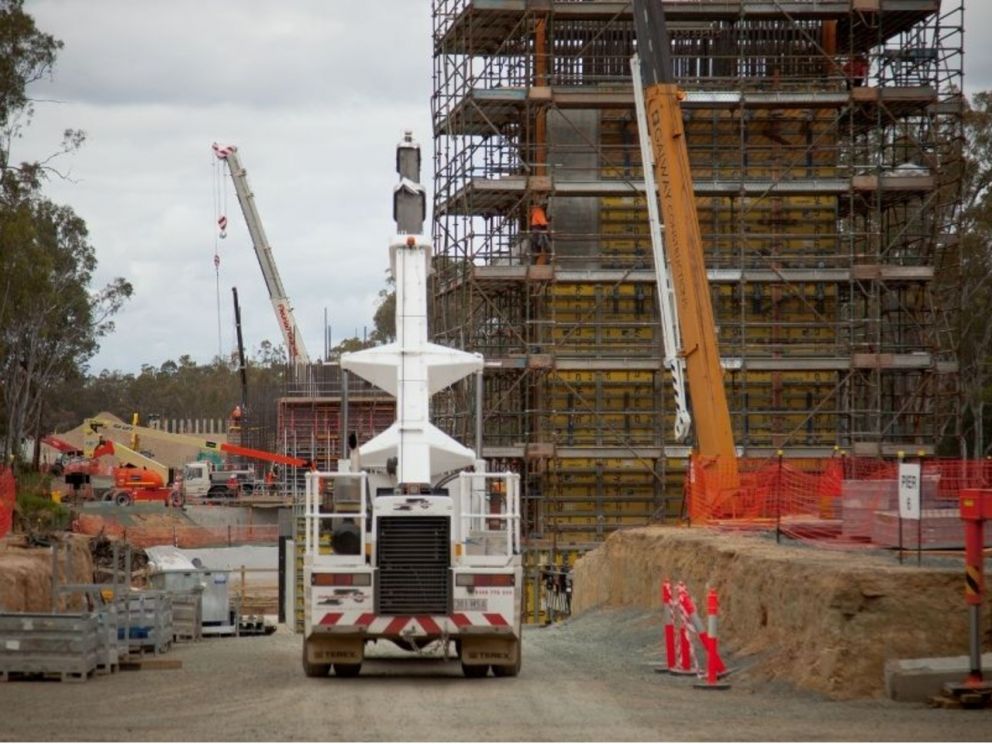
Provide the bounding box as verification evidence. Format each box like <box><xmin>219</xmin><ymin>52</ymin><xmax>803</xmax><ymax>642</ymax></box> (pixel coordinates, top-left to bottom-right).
<box><xmin>430</xmin><ymin>0</ymin><xmax>964</xmax><ymax>620</ymax></box>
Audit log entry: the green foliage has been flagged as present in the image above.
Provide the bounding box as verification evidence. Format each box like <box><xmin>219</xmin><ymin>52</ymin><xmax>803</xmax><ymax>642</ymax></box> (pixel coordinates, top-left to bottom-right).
<box><xmin>13</xmin><ymin>470</ymin><xmax>68</xmax><ymax>532</ymax></box>
<box><xmin>955</xmin><ymin>91</ymin><xmax>992</xmax><ymax>457</ymax></box>
<box><xmin>44</xmin><ymin>346</ymin><xmax>290</xmax><ymax>434</ymax></box>
<box><xmin>0</xmin><ymin>0</ymin><xmax>61</xmax><ymax>133</ymax></box>
<box><xmin>0</xmin><ymin>2</ymin><xmax>131</xmax><ymax>463</ymax></box>
<box><xmin>370</xmin><ymin>274</ymin><xmax>396</xmax><ymax>344</ymax></box>
<box><xmin>0</xmin><ymin>174</ymin><xmax>133</xmax><ymax>463</ymax></box>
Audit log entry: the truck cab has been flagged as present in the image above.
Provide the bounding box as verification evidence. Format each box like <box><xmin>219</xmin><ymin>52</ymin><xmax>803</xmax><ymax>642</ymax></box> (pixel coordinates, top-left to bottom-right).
<box><xmin>181</xmin><ymin>462</ymin><xmax>257</xmax><ymax>500</ymax></box>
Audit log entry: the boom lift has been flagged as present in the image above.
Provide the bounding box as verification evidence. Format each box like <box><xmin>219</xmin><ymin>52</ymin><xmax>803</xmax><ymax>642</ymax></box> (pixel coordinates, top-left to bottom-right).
<box><xmin>212</xmin><ymin>143</ymin><xmax>310</xmax><ymax>367</ymax></box>
<box><xmin>631</xmin><ymin>0</ymin><xmax>739</xmax><ymax>495</ymax></box>
<box><xmin>89</xmin><ymin>439</ymin><xmax>177</xmax><ymax>506</ymax></box>
<box><xmin>83</xmin><ymin>417</ymin><xmax>313</xmax><ymax>503</ymax></box>
<box><xmin>300</xmin><ymin>132</ymin><xmax>522</xmax><ymax>679</ymax></box>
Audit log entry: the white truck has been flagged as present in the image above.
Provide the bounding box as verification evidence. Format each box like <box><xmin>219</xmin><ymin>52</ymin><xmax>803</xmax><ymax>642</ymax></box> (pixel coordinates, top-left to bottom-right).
<box><xmin>180</xmin><ymin>462</ymin><xmax>260</xmax><ymax>500</ymax></box>
<box><xmin>301</xmin><ymin>132</ymin><xmax>523</xmax><ymax>678</ymax></box>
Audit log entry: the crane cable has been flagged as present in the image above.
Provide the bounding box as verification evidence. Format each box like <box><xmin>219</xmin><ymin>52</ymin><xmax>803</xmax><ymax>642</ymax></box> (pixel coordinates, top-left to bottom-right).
<box><xmin>212</xmin><ymin>152</ymin><xmax>229</xmax><ymax>359</ymax></box>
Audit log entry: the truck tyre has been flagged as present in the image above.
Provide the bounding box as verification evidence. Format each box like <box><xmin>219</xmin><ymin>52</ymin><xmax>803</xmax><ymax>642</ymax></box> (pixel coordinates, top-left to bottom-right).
<box><xmin>302</xmin><ymin>643</ymin><xmax>330</xmax><ymax>678</ymax></box>
<box><xmin>492</xmin><ymin>642</ymin><xmax>522</xmax><ymax>678</ymax></box>
<box><xmin>113</xmin><ymin>490</ymin><xmax>133</xmax><ymax>507</ymax></box>
<box><xmin>207</xmin><ymin>485</ymin><xmax>230</xmax><ymax>499</ymax></box>
<box><xmin>461</xmin><ymin>662</ymin><xmax>489</xmax><ymax>678</ymax></box>
<box><xmin>333</xmin><ymin>663</ymin><xmax>362</xmax><ymax>678</ymax></box>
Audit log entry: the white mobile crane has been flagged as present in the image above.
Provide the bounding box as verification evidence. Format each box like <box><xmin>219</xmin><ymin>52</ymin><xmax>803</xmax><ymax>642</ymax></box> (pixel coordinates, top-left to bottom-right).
<box><xmin>300</xmin><ymin>132</ymin><xmax>523</xmax><ymax>678</ymax></box>
<box><xmin>212</xmin><ymin>143</ymin><xmax>310</xmax><ymax>367</ymax></box>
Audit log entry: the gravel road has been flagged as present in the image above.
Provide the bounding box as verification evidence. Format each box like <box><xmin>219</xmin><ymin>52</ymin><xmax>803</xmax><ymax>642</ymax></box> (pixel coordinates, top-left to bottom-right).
<box><xmin>1</xmin><ymin>608</ymin><xmax>988</xmax><ymax>741</ymax></box>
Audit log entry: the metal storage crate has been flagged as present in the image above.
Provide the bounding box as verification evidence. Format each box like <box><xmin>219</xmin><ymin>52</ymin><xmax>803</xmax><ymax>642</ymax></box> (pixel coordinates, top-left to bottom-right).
<box><xmin>121</xmin><ymin>591</ymin><xmax>173</xmax><ymax>656</ymax></box>
<box><xmin>0</xmin><ymin>613</ymin><xmax>99</xmax><ymax>682</ymax></box>
<box><xmin>146</xmin><ymin>547</ymin><xmax>237</xmax><ymax>636</ymax></box>
<box><xmin>92</xmin><ymin>601</ymin><xmax>120</xmax><ymax>673</ymax></box>
<box><xmin>170</xmin><ymin>591</ymin><xmax>203</xmax><ymax>642</ymax></box>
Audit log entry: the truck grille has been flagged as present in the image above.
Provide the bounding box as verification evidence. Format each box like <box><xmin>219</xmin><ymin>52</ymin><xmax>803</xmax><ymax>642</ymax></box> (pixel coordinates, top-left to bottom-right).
<box><xmin>376</xmin><ymin>516</ymin><xmax>450</xmax><ymax>615</ymax></box>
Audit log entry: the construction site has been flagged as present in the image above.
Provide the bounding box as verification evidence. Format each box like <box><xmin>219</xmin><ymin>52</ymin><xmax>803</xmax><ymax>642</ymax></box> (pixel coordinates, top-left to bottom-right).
<box><xmin>2</xmin><ymin>0</ymin><xmax>992</xmax><ymax>737</ymax></box>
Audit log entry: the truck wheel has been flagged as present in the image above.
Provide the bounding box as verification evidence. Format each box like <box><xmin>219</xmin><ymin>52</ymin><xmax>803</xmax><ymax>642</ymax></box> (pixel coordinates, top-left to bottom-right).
<box><xmin>492</xmin><ymin>642</ymin><xmax>521</xmax><ymax>678</ymax></box>
<box><xmin>113</xmin><ymin>490</ymin><xmax>132</xmax><ymax>507</ymax></box>
<box><xmin>461</xmin><ymin>662</ymin><xmax>489</xmax><ymax>678</ymax></box>
<box><xmin>333</xmin><ymin>663</ymin><xmax>362</xmax><ymax>678</ymax></box>
<box><xmin>302</xmin><ymin>643</ymin><xmax>329</xmax><ymax>678</ymax></box>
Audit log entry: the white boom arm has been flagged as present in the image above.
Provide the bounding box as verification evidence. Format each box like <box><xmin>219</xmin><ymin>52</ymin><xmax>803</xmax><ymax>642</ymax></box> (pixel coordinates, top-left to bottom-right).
<box><xmin>631</xmin><ymin>55</ymin><xmax>691</xmax><ymax>442</ymax></box>
<box><xmin>212</xmin><ymin>143</ymin><xmax>310</xmax><ymax>366</ymax></box>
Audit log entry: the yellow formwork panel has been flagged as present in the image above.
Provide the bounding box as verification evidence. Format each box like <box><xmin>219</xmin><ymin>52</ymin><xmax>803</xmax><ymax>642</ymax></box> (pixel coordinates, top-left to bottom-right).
<box><xmin>553</xmin><ymin>368</ymin><xmax>657</xmax><ymax>385</ymax></box>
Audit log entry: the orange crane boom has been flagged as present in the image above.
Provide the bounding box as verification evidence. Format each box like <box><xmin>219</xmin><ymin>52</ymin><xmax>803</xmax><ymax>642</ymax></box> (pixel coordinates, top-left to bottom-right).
<box><xmin>632</xmin><ymin>0</ymin><xmax>739</xmax><ymax>493</ymax></box>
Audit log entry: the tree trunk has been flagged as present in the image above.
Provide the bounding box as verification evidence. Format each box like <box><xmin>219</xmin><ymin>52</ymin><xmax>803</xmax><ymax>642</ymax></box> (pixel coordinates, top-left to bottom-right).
<box><xmin>974</xmin><ymin>400</ymin><xmax>985</xmax><ymax>461</ymax></box>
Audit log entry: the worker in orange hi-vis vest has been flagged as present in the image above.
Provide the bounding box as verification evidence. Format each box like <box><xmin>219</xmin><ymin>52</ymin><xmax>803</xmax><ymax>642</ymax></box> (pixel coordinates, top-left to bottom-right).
<box><xmin>530</xmin><ymin>203</ymin><xmax>550</xmax><ymax>265</ymax></box>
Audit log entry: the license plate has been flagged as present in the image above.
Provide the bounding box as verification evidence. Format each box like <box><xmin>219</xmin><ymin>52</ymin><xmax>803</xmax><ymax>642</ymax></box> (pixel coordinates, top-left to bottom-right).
<box><xmin>454</xmin><ymin>597</ymin><xmax>488</xmax><ymax>611</ymax></box>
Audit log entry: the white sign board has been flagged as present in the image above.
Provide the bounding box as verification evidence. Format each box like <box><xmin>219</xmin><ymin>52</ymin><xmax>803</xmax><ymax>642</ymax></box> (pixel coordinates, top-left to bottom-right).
<box><xmin>898</xmin><ymin>462</ymin><xmax>921</xmax><ymax>520</ymax></box>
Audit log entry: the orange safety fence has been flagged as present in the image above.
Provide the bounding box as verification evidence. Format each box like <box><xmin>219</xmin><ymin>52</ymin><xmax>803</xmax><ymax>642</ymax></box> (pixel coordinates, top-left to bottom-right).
<box><xmin>73</xmin><ymin>513</ymin><xmax>278</xmax><ymax>549</ymax></box>
<box><xmin>0</xmin><ymin>467</ymin><xmax>14</xmax><ymax>538</ymax></box>
<box><xmin>687</xmin><ymin>455</ymin><xmax>992</xmax><ymax>548</ymax></box>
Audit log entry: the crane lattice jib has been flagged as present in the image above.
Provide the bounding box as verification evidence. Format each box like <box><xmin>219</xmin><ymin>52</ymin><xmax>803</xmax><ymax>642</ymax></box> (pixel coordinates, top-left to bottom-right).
<box><xmin>632</xmin><ymin>0</ymin><xmax>738</xmax><ymax>489</ymax></box>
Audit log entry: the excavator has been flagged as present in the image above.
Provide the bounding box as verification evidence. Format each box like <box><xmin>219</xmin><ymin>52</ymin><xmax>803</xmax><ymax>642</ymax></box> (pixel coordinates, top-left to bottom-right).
<box><xmin>631</xmin><ymin>0</ymin><xmax>740</xmax><ymax>508</ymax></box>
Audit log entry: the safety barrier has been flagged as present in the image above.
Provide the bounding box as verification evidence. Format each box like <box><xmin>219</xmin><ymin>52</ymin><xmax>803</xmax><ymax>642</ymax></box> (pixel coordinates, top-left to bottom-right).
<box><xmin>686</xmin><ymin>455</ymin><xmax>992</xmax><ymax>549</ymax></box>
<box><xmin>0</xmin><ymin>468</ymin><xmax>13</xmax><ymax>538</ymax></box>
<box><xmin>655</xmin><ymin>579</ymin><xmax>730</xmax><ymax>690</ymax></box>
<box><xmin>73</xmin><ymin>514</ymin><xmax>278</xmax><ymax>549</ymax></box>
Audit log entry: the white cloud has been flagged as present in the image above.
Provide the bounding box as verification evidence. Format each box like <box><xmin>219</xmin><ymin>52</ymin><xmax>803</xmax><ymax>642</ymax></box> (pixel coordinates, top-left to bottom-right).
<box><xmin>18</xmin><ymin>0</ymin><xmax>434</xmax><ymax>374</ymax></box>
<box><xmin>14</xmin><ymin>1</ymin><xmax>990</xmax><ymax>376</ymax></box>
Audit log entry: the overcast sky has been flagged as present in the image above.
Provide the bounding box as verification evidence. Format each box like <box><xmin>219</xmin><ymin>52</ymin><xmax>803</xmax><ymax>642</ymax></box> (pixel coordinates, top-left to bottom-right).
<box><xmin>15</xmin><ymin>1</ymin><xmax>992</xmax><ymax>375</ymax></box>
<box><xmin>17</xmin><ymin>0</ymin><xmax>434</xmax><ymax>374</ymax></box>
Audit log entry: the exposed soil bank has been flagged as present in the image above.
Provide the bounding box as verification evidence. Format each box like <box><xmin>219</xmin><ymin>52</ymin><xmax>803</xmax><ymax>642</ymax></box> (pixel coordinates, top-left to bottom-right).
<box><xmin>0</xmin><ymin>534</ymin><xmax>94</xmax><ymax>612</ymax></box>
<box><xmin>571</xmin><ymin>526</ymin><xmax>990</xmax><ymax>699</ymax></box>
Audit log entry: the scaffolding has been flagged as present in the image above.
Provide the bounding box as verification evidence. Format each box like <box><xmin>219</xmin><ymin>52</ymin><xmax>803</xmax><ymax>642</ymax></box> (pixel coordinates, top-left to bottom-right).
<box><xmin>431</xmin><ymin>0</ymin><xmax>964</xmax><ymax>617</ymax></box>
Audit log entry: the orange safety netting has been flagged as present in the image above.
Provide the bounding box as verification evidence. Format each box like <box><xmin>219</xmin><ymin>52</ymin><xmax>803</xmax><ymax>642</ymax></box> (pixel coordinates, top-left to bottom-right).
<box><xmin>0</xmin><ymin>468</ymin><xmax>14</xmax><ymax>538</ymax></box>
<box><xmin>686</xmin><ymin>455</ymin><xmax>992</xmax><ymax>546</ymax></box>
<box><xmin>73</xmin><ymin>513</ymin><xmax>278</xmax><ymax>549</ymax></box>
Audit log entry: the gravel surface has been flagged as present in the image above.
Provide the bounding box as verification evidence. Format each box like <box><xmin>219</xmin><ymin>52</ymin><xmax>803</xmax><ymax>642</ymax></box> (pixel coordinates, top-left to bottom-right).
<box><xmin>1</xmin><ymin>608</ymin><xmax>988</xmax><ymax>741</ymax></box>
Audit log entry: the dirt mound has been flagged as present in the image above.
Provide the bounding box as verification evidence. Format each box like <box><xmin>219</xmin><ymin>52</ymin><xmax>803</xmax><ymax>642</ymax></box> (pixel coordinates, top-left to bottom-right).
<box><xmin>571</xmin><ymin>526</ymin><xmax>989</xmax><ymax>699</ymax></box>
<box><xmin>74</xmin><ymin>505</ymin><xmax>258</xmax><ymax>549</ymax></box>
<box><xmin>0</xmin><ymin>533</ymin><xmax>94</xmax><ymax>612</ymax></box>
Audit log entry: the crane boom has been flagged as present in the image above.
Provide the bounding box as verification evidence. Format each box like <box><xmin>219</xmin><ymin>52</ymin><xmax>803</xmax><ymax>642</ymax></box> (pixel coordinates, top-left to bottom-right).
<box><xmin>212</xmin><ymin>143</ymin><xmax>310</xmax><ymax>366</ymax></box>
<box><xmin>632</xmin><ymin>0</ymin><xmax>738</xmax><ymax>488</ymax></box>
